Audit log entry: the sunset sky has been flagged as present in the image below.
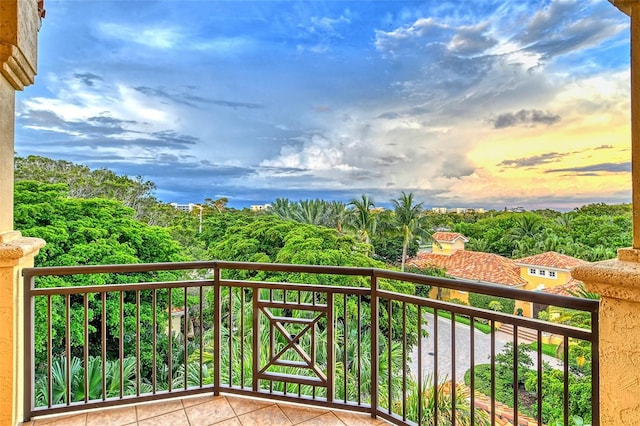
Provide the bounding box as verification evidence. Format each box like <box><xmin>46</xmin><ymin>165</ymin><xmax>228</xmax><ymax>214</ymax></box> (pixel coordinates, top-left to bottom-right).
<box><xmin>14</xmin><ymin>0</ymin><xmax>632</xmax><ymax>210</ymax></box>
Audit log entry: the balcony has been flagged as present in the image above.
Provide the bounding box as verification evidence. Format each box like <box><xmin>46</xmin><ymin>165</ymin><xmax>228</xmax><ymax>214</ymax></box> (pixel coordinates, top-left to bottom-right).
<box><xmin>21</xmin><ymin>261</ymin><xmax>599</xmax><ymax>426</ymax></box>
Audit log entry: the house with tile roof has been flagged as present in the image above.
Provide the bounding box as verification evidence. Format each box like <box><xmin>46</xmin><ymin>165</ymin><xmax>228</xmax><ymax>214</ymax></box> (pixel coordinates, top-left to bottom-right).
<box><xmin>431</xmin><ymin>232</ymin><xmax>469</xmax><ymax>255</ymax></box>
<box><xmin>514</xmin><ymin>251</ymin><xmax>587</xmax><ymax>317</ymax></box>
<box><xmin>408</xmin><ymin>234</ymin><xmax>525</xmax><ymax>305</ymax></box>
<box><xmin>408</xmin><ymin>234</ymin><xmax>587</xmax><ymax>317</ymax></box>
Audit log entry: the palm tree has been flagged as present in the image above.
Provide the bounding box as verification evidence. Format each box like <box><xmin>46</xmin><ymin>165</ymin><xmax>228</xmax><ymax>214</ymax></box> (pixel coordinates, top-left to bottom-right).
<box><xmin>392</xmin><ymin>192</ymin><xmax>427</xmax><ymax>271</ymax></box>
<box><xmin>271</xmin><ymin>198</ymin><xmax>300</xmax><ymax>221</ymax></box>
<box><xmin>348</xmin><ymin>195</ymin><xmax>377</xmax><ymax>244</ymax></box>
<box><xmin>295</xmin><ymin>199</ymin><xmax>328</xmax><ymax>225</ymax></box>
<box><xmin>510</xmin><ymin>213</ymin><xmax>543</xmax><ymax>240</ymax></box>
<box><xmin>327</xmin><ymin>201</ymin><xmax>349</xmax><ymax>233</ymax></box>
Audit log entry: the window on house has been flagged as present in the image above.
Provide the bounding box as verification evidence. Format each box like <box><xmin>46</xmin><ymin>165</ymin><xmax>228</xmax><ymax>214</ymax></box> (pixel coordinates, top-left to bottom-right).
<box><xmin>549</xmin><ymin>271</ymin><xmax>556</xmax><ymax>278</ymax></box>
<box><xmin>529</xmin><ymin>268</ymin><xmax>536</xmax><ymax>275</ymax></box>
<box><xmin>539</xmin><ymin>269</ymin><xmax>546</xmax><ymax>276</ymax></box>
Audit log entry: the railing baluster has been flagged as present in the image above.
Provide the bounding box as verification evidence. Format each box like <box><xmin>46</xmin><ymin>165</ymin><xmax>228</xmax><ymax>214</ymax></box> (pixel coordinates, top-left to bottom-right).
<box><xmin>136</xmin><ymin>290</ymin><xmax>141</xmax><ymax>396</ymax></box>
<box><xmin>434</xmin><ymin>308</ymin><xmax>439</xmax><ymax>423</ymax></box>
<box><xmin>537</xmin><ymin>329</ymin><xmax>543</xmax><ymax>426</ymax></box>
<box><xmin>564</xmin><ymin>335</ymin><xmax>570</xmax><ymax>426</ymax></box>
<box><xmin>402</xmin><ymin>301</ymin><xmax>407</xmax><ymax>422</ymax></box>
<box><xmin>470</xmin><ymin>316</ymin><xmax>475</xmax><ymax>425</ymax></box>
<box><xmin>417</xmin><ymin>305</ymin><xmax>423</xmax><ymax>425</ymax></box>
<box><xmin>213</xmin><ymin>266</ymin><xmax>221</xmax><ymax>395</ymax></box>
<box><xmin>240</xmin><ymin>286</ymin><xmax>244</xmax><ymax>389</ymax></box>
<box><xmin>387</xmin><ymin>298</ymin><xmax>392</xmax><ymax>415</ymax></box>
<box><xmin>513</xmin><ymin>325</ymin><xmax>518</xmax><ymax>426</ymax></box>
<box><xmin>167</xmin><ymin>288</ymin><xmax>172</xmax><ymax>393</ymax></box>
<box><xmin>357</xmin><ymin>294</ymin><xmax>362</xmax><ymax>405</ymax></box>
<box><xmin>451</xmin><ymin>311</ymin><xmax>456</xmax><ymax>426</ymax></box>
<box><xmin>183</xmin><ymin>286</ymin><xmax>188</xmax><ymax>390</ymax></box>
<box><xmin>199</xmin><ymin>285</ymin><xmax>204</xmax><ymax>388</ymax></box>
<box><xmin>102</xmin><ymin>292</ymin><xmax>107</xmax><ymax>400</ymax></box>
<box><xmin>119</xmin><ymin>291</ymin><xmax>124</xmax><ymax>398</ymax></box>
<box><xmin>84</xmin><ymin>293</ymin><xmax>89</xmax><ymax>403</ymax></box>
<box><xmin>228</xmin><ymin>285</ymin><xmax>233</xmax><ymax>387</ymax></box>
<box><xmin>152</xmin><ymin>289</ymin><xmax>157</xmax><ymax>393</ymax></box>
<box><xmin>491</xmin><ymin>319</ymin><xmax>496</xmax><ymax>426</ymax></box>
<box><xmin>65</xmin><ymin>294</ymin><xmax>71</xmax><ymax>405</ymax></box>
<box><xmin>48</xmin><ymin>295</ymin><xmax>52</xmax><ymax>408</ymax></box>
<box><xmin>343</xmin><ymin>293</ymin><xmax>347</xmax><ymax>403</ymax></box>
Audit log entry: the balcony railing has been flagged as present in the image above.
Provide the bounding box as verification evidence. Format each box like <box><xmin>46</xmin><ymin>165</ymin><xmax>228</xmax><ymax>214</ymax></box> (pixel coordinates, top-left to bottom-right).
<box><xmin>23</xmin><ymin>261</ymin><xmax>599</xmax><ymax>425</ymax></box>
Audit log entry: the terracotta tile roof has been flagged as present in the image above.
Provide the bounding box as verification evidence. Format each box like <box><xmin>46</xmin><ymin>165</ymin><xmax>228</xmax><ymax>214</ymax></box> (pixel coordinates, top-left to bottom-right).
<box><xmin>432</xmin><ymin>232</ymin><xmax>469</xmax><ymax>243</ymax></box>
<box><xmin>542</xmin><ymin>278</ymin><xmax>584</xmax><ymax>296</ymax></box>
<box><xmin>408</xmin><ymin>250</ymin><xmax>527</xmax><ymax>287</ymax></box>
<box><xmin>515</xmin><ymin>251</ymin><xmax>587</xmax><ymax>270</ymax></box>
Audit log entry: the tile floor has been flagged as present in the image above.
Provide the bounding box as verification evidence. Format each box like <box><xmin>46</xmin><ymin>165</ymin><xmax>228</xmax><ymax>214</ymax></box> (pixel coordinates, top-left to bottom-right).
<box><xmin>20</xmin><ymin>394</ymin><xmax>388</xmax><ymax>426</ymax></box>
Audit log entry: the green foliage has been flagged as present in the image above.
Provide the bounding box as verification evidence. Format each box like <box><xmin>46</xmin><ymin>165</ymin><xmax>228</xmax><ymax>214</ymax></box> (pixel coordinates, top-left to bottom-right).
<box><xmin>15</xmin><ymin>181</ymin><xmax>186</xmax><ymax>372</ymax></box>
<box><xmin>468</xmin><ymin>293</ymin><xmax>515</xmax><ymax>315</ymax></box>
<box><xmin>405</xmin><ymin>376</ymin><xmax>490</xmax><ymax>425</ymax></box>
<box><xmin>524</xmin><ymin>364</ymin><xmax>593</xmax><ymax>424</ymax></box>
<box><xmin>451</xmin><ymin>206</ymin><xmax>629</xmax><ymax>260</ymax></box>
<box><xmin>15</xmin><ymin>155</ymin><xmax>183</xmax><ymax>226</ymax></box>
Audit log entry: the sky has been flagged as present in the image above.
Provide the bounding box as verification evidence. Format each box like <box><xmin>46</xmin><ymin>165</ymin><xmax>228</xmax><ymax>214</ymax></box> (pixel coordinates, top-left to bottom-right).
<box><xmin>15</xmin><ymin>0</ymin><xmax>633</xmax><ymax>210</ymax></box>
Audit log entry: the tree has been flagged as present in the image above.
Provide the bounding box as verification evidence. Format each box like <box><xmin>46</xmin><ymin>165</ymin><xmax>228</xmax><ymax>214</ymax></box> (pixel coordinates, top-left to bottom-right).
<box><xmin>392</xmin><ymin>192</ymin><xmax>428</xmax><ymax>271</ymax></box>
<box><xmin>348</xmin><ymin>195</ymin><xmax>377</xmax><ymax>244</ymax></box>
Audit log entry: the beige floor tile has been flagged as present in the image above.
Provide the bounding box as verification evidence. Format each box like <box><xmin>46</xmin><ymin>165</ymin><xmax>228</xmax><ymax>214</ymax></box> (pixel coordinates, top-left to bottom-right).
<box><xmin>185</xmin><ymin>397</ymin><xmax>236</xmax><ymax>426</ymax></box>
<box><xmin>136</xmin><ymin>399</ymin><xmax>183</xmax><ymax>421</ymax></box>
<box><xmin>34</xmin><ymin>413</ymin><xmax>87</xmax><ymax>426</ymax></box>
<box><xmin>86</xmin><ymin>406</ymin><xmax>137</xmax><ymax>426</ymax></box>
<box><xmin>138</xmin><ymin>409</ymin><xmax>190</xmax><ymax>426</ymax></box>
<box><xmin>332</xmin><ymin>410</ymin><xmax>385</xmax><ymax>425</ymax></box>
<box><xmin>226</xmin><ymin>395</ymin><xmax>274</xmax><ymax>416</ymax></box>
<box><xmin>296</xmin><ymin>411</ymin><xmax>345</xmax><ymax>426</ymax></box>
<box><xmin>213</xmin><ymin>418</ymin><xmax>243</xmax><ymax>426</ymax></box>
<box><xmin>238</xmin><ymin>405</ymin><xmax>292</xmax><ymax>426</ymax></box>
<box><xmin>277</xmin><ymin>403</ymin><xmax>329</xmax><ymax>424</ymax></box>
<box><xmin>181</xmin><ymin>393</ymin><xmax>218</xmax><ymax>408</ymax></box>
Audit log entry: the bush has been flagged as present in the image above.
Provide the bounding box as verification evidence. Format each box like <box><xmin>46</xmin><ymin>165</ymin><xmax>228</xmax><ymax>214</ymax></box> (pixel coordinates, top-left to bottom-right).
<box><xmin>468</xmin><ymin>293</ymin><xmax>515</xmax><ymax>314</ymax></box>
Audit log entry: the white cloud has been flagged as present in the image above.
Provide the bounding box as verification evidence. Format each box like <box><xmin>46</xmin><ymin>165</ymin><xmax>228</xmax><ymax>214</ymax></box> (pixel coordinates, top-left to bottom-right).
<box><xmin>98</xmin><ymin>23</ymin><xmax>182</xmax><ymax>49</ymax></box>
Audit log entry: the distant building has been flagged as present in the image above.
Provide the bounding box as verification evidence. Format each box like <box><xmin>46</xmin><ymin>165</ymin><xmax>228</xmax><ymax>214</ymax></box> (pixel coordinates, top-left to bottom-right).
<box><xmin>431</xmin><ymin>207</ymin><xmax>485</xmax><ymax>214</ymax></box>
<box><xmin>250</xmin><ymin>204</ymin><xmax>272</xmax><ymax>212</ymax></box>
<box><xmin>407</xmin><ymin>232</ymin><xmax>587</xmax><ymax>318</ymax></box>
<box><xmin>170</xmin><ymin>203</ymin><xmax>199</xmax><ymax>213</ymax></box>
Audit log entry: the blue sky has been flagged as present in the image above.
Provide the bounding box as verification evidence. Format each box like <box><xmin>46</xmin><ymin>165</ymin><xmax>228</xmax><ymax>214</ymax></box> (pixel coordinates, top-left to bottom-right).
<box><xmin>15</xmin><ymin>0</ymin><xmax>632</xmax><ymax>209</ymax></box>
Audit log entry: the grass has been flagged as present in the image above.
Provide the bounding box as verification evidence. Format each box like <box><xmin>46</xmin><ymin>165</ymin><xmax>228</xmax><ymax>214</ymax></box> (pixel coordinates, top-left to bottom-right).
<box><xmin>424</xmin><ymin>306</ymin><xmax>493</xmax><ymax>334</ymax></box>
<box><xmin>528</xmin><ymin>341</ymin><xmax>560</xmax><ymax>358</ymax></box>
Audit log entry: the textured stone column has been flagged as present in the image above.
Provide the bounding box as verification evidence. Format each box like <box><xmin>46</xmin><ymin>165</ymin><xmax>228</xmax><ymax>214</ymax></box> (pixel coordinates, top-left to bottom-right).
<box><xmin>0</xmin><ymin>232</ymin><xmax>44</xmax><ymax>425</ymax></box>
<box><xmin>573</xmin><ymin>249</ymin><xmax>640</xmax><ymax>425</ymax></box>
<box><xmin>0</xmin><ymin>1</ymin><xmax>41</xmax><ymax>424</ymax></box>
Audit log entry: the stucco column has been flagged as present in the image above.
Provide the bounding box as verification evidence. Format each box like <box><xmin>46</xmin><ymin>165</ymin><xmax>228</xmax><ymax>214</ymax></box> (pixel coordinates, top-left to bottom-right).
<box><xmin>0</xmin><ymin>232</ymin><xmax>44</xmax><ymax>425</ymax></box>
<box><xmin>571</xmin><ymin>2</ymin><xmax>640</xmax><ymax>425</ymax></box>
<box><xmin>0</xmin><ymin>1</ymin><xmax>43</xmax><ymax>425</ymax></box>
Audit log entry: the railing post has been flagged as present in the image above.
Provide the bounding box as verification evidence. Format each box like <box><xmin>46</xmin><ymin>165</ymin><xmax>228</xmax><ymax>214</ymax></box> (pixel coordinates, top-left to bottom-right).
<box><xmin>252</xmin><ymin>284</ymin><xmax>259</xmax><ymax>392</ymax></box>
<box><xmin>370</xmin><ymin>271</ymin><xmax>378</xmax><ymax>418</ymax></box>
<box><xmin>326</xmin><ymin>291</ymin><xmax>334</xmax><ymax>403</ymax></box>
<box><xmin>213</xmin><ymin>265</ymin><xmax>221</xmax><ymax>395</ymax></box>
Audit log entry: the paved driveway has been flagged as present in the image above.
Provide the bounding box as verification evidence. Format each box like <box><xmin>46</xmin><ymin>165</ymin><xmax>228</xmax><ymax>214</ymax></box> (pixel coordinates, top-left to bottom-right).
<box><xmin>408</xmin><ymin>313</ymin><xmax>561</xmax><ymax>383</ymax></box>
